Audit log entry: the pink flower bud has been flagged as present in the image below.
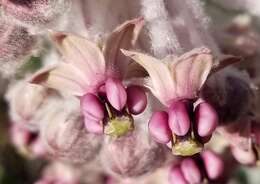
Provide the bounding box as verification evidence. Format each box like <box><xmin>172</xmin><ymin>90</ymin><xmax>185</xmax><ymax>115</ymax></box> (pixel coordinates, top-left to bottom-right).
<box><xmin>195</xmin><ymin>102</ymin><xmax>218</xmax><ymax>137</ymax></box>
<box><xmin>180</xmin><ymin>158</ymin><xmax>201</xmax><ymax>184</ymax></box>
<box><xmin>1</xmin><ymin>0</ymin><xmax>70</xmax><ymax>27</ymax></box>
<box><xmin>201</xmin><ymin>150</ymin><xmax>224</xmax><ymax>180</ymax></box>
<box><xmin>105</xmin><ymin>78</ymin><xmax>127</xmax><ymax>111</ymax></box>
<box><xmin>100</xmin><ymin>129</ymin><xmax>165</xmax><ymax>178</ymax></box>
<box><xmin>126</xmin><ymin>86</ymin><xmax>147</xmax><ymax>115</ymax></box>
<box><xmin>148</xmin><ymin>111</ymin><xmax>172</xmax><ymax>144</ymax></box>
<box><xmin>6</xmin><ymin>81</ymin><xmax>49</xmax><ymax>129</ymax></box>
<box><xmin>169</xmin><ymin>166</ymin><xmax>188</xmax><ymax>184</ymax></box>
<box><xmin>168</xmin><ymin>101</ymin><xmax>191</xmax><ymax>136</ymax></box>
<box><xmin>41</xmin><ymin>97</ymin><xmax>102</xmax><ymax>164</ymax></box>
<box><xmin>80</xmin><ymin>93</ymin><xmax>105</xmax><ymax>121</ymax></box>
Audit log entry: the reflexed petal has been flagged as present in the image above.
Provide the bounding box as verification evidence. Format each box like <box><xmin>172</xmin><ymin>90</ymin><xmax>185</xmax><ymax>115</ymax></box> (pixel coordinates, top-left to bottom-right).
<box><xmin>103</xmin><ymin>17</ymin><xmax>144</xmax><ymax>77</ymax></box>
<box><xmin>122</xmin><ymin>47</ymin><xmax>214</xmax><ymax>106</ymax></box>
<box><xmin>30</xmin><ymin>32</ymin><xmax>107</xmax><ymax>95</ymax></box>
<box><xmin>168</xmin><ymin>47</ymin><xmax>213</xmax><ymax>100</ymax></box>
<box><xmin>121</xmin><ymin>49</ymin><xmax>175</xmax><ymax>106</ymax></box>
<box><xmin>30</xmin><ymin>64</ymin><xmax>92</xmax><ymax>96</ymax></box>
<box><xmin>51</xmin><ymin>32</ymin><xmax>106</xmax><ymax>78</ymax></box>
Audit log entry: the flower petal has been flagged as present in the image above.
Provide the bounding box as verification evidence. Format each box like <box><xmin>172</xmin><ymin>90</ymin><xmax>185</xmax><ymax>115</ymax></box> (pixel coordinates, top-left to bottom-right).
<box><xmin>169</xmin><ymin>47</ymin><xmax>214</xmax><ymax>99</ymax></box>
<box><xmin>50</xmin><ymin>32</ymin><xmax>106</xmax><ymax>83</ymax></box>
<box><xmin>121</xmin><ymin>49</ymin><xmax>176</xmax><ymax>106</ymax></box>
<box><xmin>122</xmin><ymin>48</ymin><xmax>214</xmax><ymax>106</ymax></box>
<box><xmin>103</xmin><ymin>17</ymin><xmax>144</xmax><ymax>78</ymax></box>
<box><xmin>29</xmin><ymin>64</ymin><xmax>91</xmax><ymax>96</ymax></box>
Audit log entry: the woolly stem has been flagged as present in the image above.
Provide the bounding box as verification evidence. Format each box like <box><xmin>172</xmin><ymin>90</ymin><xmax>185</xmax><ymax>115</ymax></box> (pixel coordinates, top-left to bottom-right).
<box><xmin>141</xmin><ymin>0</ymin><xmax>183</xmax><ymax>58</ymax></box>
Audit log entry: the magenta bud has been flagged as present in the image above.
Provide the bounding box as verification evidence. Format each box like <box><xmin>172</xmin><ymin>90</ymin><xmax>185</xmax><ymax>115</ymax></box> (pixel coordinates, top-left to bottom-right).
<box><xmin>105</xmin><ymin>78</ymin><xmax>127</xmax><ymax>111</ymax></box>
<box><xmin>126</xmin><ymin>86</ymin><xmax>147</xmax><ymax>115</ymax></box>
<box><xmin>81</xmin><ymin>93</ymin><xmax>104</xmax><ymax>121</ymax></box>
<box><xmin>195</xmin><ymin>102</ymin><xmax>218</xmax><ymax>137</ymax></box>
<box><xmin>201</xmin><ymin>150</ymin><xmax>224</xmax><ymax>180</ymax></box>
<box><xmin>180</xmin><ymin>158</ymin><xmax>201</xmax><ymax>184</ymax></box>
<box><xmin>169</xmin><ymin>166</ymin><xmax>188</xmax><ymax>184</ymax></box>
<box><xmin>168</xmin><ymin>101</ymin><xmax>190</xmax><ymax>136</ymax></box>
<box><xmin>84</xmin><ymin>117</ymin><xmax>103</xmax><ymax>134</ymax></box>
<box><xmin>148</xmin><ymin>111</ymin><xmax>172</xmax><ymax>144</ymax></box>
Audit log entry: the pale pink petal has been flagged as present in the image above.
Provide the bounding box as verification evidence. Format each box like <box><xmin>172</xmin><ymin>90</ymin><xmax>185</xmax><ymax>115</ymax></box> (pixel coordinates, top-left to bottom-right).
<box><xmin>122</xmin><ymin>48</ymin><xmax>214</xmax><ymax>106</ymax></box>
<box><xmin>30</xmin><ymin>64</ymin><xmax>91</xmax><ymax>96</ymax></box>
<box><xmin>169</xmin><ymin>47</ymin><xmax>213</xmax><ymax>99</ymax></box>
<box><xmin>51</xmin><ymin>32</ymin><xmax>106</xmax><ymax>79</ymax></box>
<box><xmin>121</xmin><ymin>49</ymin><xmax>176</xmax><ymax>106</ymax></box>
<box><xmin>103</xmin><ymin>17</ymin><xmax>144</xmax><ymax>78</ymax></box>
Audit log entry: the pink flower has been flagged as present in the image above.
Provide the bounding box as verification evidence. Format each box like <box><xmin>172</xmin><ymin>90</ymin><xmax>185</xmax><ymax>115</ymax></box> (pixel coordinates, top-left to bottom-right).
<box><xmin>30</xmin><ymin>17</ymin><xmax>147</xmax><ymax>138</ymax></box>
<box><xmin>122</xmin><ymin>48</ymin><xmax>218</xmax><ymax>156</ymax></box>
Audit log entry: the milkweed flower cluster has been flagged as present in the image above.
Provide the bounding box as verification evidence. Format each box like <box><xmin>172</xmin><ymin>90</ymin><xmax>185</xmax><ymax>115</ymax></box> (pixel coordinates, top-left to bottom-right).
<box><xmin>1</xmin><ymin>0</ymin><xmax>260</xmax><ymax>184</ymax></box>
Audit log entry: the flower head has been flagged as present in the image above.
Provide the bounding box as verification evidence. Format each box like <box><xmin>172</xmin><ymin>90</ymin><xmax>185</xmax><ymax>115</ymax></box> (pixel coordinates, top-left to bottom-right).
<box><xmin>122</xmin><ymin>47</ymin><xmax>214</xmax><ymax>106</ymax></box>
<box><xmin>123</xmin><ymin>48</ymin><xmax>218</xmax><ymax>156</ymax></box>
<box><xmin>30</xmin><ymin>17</ymin><xmax>147</xmax><ymax>138</ymax></box>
